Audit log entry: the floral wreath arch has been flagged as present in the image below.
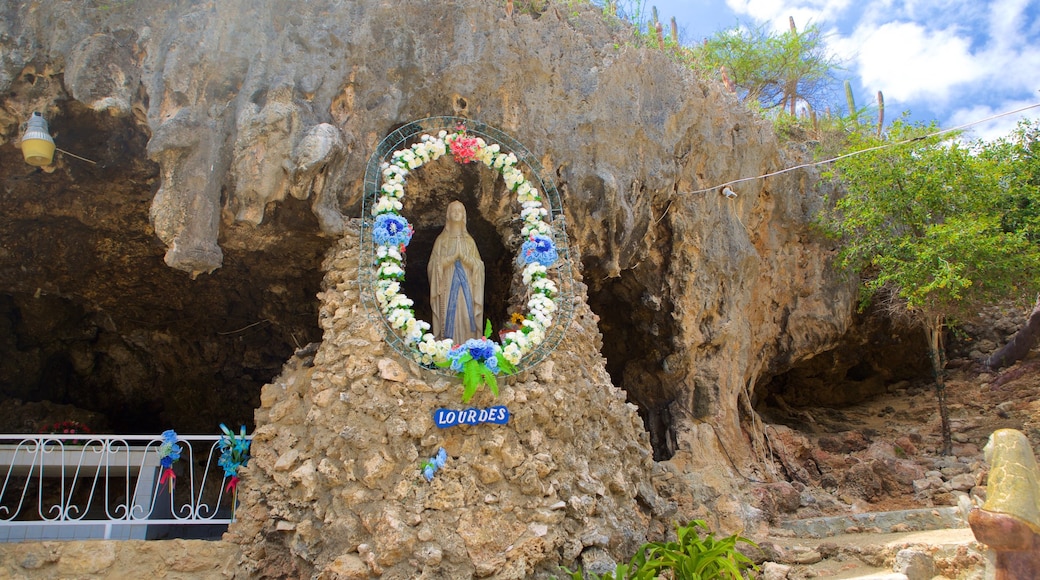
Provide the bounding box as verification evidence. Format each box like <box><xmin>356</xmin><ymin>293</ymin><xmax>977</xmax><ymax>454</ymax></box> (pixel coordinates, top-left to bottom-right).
<box><xmin>360</xmin><ymin>117</ymin><xmax>575</xmax><ymax>401</ymax></box>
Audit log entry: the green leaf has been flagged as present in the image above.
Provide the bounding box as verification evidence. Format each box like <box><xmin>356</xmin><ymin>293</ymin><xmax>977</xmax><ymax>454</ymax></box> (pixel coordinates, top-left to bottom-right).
<box><xmin>482</xmin><ymin>367</ymin><xmax>499</xmax><ymax>397</ymax></box>
<box><xmin>484</xmin><ymin>319</ymin><xmax>493</xmax><ymax>338</ymax></box>
<box><xmin>461</xmin><ymin>360</ymin><xmax>482</xmax><ymax>403</ymax></box>
<box><xmin>496</xmin><ymin>352</ymin><xmax>517</xmax><ymax>375</ymax></box>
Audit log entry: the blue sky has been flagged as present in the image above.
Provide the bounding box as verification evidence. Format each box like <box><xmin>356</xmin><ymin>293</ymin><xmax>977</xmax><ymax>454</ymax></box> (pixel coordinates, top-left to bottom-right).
<box><xmin>631</xmin><ymin>0</ymin><xmax>1040</xmax><ymax>141</ymax></box>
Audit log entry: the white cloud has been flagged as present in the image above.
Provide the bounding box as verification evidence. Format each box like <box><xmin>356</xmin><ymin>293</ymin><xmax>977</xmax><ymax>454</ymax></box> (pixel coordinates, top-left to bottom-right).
<box><xmin>724</xmin><ymin>0</ymin><xmax>852</xmax><ymax>31</ymax></box>
<box><xmin>689</xmin><ymin>0</ymin><xmax>1040</xmax><ymax>135</ymax></box>
<box><xmin>947</xmin><ymin>99</ymin><xmax>1040</xmax><ymax>142</ymax></box>
<box><xmin>838</xmin><ymin>21</ymin><xmax>984</xmax><ymax>103</ymax></box>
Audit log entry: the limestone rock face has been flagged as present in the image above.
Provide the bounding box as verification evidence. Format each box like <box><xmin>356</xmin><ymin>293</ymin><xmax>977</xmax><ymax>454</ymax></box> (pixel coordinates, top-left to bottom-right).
<box><xmin>0</xmin><ymin>0</ymin><xmax>866</xmax><ymax>564</ymax></box>
<box><xmin>228</xmin><ymin>224</ymin><xmax>656</xmax><ymax>578</ymax></box>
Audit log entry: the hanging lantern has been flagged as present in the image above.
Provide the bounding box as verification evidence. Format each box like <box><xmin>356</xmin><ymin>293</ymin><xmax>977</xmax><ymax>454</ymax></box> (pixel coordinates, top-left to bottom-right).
<box><xmin>20</xmin><ymin>112</ymin><xmax>56</xmax><ymax>166</ymax></box>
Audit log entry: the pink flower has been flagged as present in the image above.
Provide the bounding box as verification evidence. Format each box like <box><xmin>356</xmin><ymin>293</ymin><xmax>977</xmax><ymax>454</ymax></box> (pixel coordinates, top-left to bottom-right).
<box><xmin>449</xmin><ymin>135</ymin><xmax>480</xmax><ymax>164</ymax></box>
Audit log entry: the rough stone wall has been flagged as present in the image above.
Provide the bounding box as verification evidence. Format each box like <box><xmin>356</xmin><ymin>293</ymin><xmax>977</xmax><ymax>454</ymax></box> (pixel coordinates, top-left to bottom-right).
<box><xmin>225</xmin><ymin>223</ymin><xmax>659</xmax><ymax>578</ymax></box>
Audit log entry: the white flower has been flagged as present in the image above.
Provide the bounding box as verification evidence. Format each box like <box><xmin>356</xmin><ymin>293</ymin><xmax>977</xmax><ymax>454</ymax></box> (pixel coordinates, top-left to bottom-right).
<box><xmin>381</xmin><ymin>182</ymin><xmax>404</xmax><ymax>198</ymax></box>
<box><xmin>504</xmin><ymin>330</ymin><xmax>528</xmax><ymax>349</ymax></box>
<box><xmin>373</xmin><ymin>196</ymin><xmax>403</xmax><ymax>214</ymax></box>
<box><xmin>503</xmin><ymin>342</ymin><xmax>522</xmax><ymax>365</ymax></box>
<box><xmin>387</xmin><ymin>294</ymin><xmax>414</xmax><ymax>310</ymax></box>
<box><xmin>376</xmin><ymin>245</ymin><xmax>402</xmax><ymax>261</ymax></box>
<box><xmin>521</xmin><ymin>221</ymin><xmax>551</xmax><ymax>237</ymax></box>
<box><xmin>478</xmin><ymin>147</ymin><xmax>495</xmax><ymax>167</ymax></box>
<box><xmin>383</xmin><ymin>164</ymin><xmax>408</xmax><ymax>180</ymax></box>
<box><xmin>377</xmin><ymin>262</ymin><xmax>404</xmax><ymax>278</ymax></box>
<box><xmin>429</xmin><ymin>138</ymin><xmax>447</xmax><ymax>158</ymax></box>
<box><xmin>438</xmin><ymin>130</ymin><xmax>448</xmax><ymax>139</ymax></box>
<box><xmin>520</xmin><ymin>204</ymin><xmax>548</xmax><ymax>222</ymax></box>
<box><xmin>404</xmin><ymin>319</ymin><xmax>426</xmax><ymax>343</ymax></box>
<box><xmin>531</xmin><ymin>277</ymin><xmax>557</xmax><ymax>295</ymax></box>
<box><xmin>418</xmin><ymin>335</ymin><xmax>452</xmax><ymax>364</ymax></box>
<box><xmin>518</xmin><ymin>186</ymin><xmax>540</xmax><ymax>203</ymax></box>
<box><xmin>528</xmin><ymin>294</ymin><xmax>557</xmax><ymax>314</ymax></box>
<box><xmin>503</xmin><ymin>167</ymin><xmax>524</xmax><ymax>189</ymax></box>
<box><xmin>387</xmin><ymin>308</ymin><xmax>414</xmax><ymax>330</ymax></box>
<box><xmin>376</xmin><ymin>279</ymin><xmax>400</xmax><ymax>295</ymax></box>
<box><xmin>522</xmin><ymin>263</ymin><xmax>548</xmax><ymax>285</ymax></box>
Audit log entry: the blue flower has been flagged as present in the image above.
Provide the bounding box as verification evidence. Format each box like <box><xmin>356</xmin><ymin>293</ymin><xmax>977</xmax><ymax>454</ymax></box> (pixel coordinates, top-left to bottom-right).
<box><xmin>422</xmin><ymin>448</ymin><xmax>449</xmax><ymax>482</ymax></box>
<box><xmin>158</xmin><ymin>429</ymin><xmax>181</xmax><ymax>462</ymax></box>
<box><xmin>447</xmin><ymin>345</ymin><xmax>467</xmax><ymax>372</ymax></box>
<box><xmin>519</xmin><ymin>234</ymin><xmax>557</xmax><ymax>266</ymax></box>
<box><xmin>463</xmin><ymin>338</ymin><xmax>496</xmax><ymax>362</ymax></box>
<box><xmin>218</xmin><ymin>424</ymin><xmax>251</xmax><ymax>479</ymax></box>
<box><xmin>373</xmin><ymin>213</ymin><xmax>413</xmax><ymax>248</ymax></box>
<box><xmin>484</xmin><ymin>353</ymin><xmax>500</xmax><ymax>375</ymax></box>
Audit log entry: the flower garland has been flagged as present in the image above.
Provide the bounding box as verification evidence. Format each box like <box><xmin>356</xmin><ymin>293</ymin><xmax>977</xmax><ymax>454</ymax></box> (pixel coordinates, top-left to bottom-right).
<box><xmin>157</xmin><ymin>429</ymin><xmax>182</xmax><ymax>490</ymax></box>
<box><xmin>371</xmin><ymin>124</ymin><xmax>560</xmax><ymax>402</ymax></box>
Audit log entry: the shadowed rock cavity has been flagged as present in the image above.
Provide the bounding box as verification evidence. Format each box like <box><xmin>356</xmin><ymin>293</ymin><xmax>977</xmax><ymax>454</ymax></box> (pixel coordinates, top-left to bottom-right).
<box><xmin>588</xmin><ymin>268</ymin><xmax>680</xmax><ymax>461</ymax></box>
<box><xmin>0</xmin><ymin>101</ymin><xmax>325</xmax><ymax>434</ymax></box>
<box><xmin>753</xmin><ymin>309</ymin><xmax>932</xmax><ymax>432</ymax></box>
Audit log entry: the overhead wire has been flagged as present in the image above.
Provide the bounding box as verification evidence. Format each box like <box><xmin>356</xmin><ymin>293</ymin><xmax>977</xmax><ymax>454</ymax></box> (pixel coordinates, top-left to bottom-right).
<box><xmin>684</xmin><ymin>100</ymin><xmax>1040</xmax><ymax>196</ymax></box>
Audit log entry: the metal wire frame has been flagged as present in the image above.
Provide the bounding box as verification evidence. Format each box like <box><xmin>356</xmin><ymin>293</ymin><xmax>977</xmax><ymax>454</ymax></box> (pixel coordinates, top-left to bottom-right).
<box><xmin>360</xmin><ymin>116</ymin><xmax>577</xmax><ymax>376</ymax></box>
<box><xmin>0</xmin><ymin>434</ymin><xmax>250</xmax><ymax>542</ymax></box>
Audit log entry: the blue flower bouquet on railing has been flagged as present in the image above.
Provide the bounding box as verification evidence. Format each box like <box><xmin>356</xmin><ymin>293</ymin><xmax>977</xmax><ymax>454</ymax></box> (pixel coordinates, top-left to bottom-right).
<box><xmin>157</xmin><ymin>429</ymin><xmax>181</xmax><ymax>490</ymax></box>
<box><xmin>218</xmin><ymin>424</ymin><xmax>251</xmax><ymax>493</ymax></box>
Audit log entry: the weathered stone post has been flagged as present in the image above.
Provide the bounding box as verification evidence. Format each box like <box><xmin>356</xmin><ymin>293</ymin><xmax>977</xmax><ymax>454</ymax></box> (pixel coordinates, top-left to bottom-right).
<box><xmin>968</xmin><ymin>428</ymin><xmax>1040</xmax><ymax>580</ymax></box>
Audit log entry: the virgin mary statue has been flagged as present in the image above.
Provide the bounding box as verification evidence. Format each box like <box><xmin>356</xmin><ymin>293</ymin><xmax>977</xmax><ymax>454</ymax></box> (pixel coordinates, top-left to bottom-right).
<box><xmin>428</xmin><ymin>201</ymin><xmax>485</xmax><ymax>343</ymax></box>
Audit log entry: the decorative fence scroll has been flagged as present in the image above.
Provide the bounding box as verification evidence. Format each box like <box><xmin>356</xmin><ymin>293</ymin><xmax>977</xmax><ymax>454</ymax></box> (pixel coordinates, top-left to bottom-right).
<box><xmin>0</xmin><ymin>434</ymin><xmax>249</xmax><ymax>542</ymax></box>
<box><xmin>360</xmin><ymin>116</ymin><xmax>576</xmax><ymax>375</ymax></box>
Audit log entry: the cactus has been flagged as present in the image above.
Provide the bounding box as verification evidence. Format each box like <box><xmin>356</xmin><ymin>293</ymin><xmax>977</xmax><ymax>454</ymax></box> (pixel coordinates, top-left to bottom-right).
<box><xmin>656</xmin><ymin>21</ymin><xmax>664</xmax><ymax>48</ymax></box>
<box><xmin>670</xmin><ymin>16</ymin><xmax>678</xmax><ymax>44</ymax></box>
<box><xmin>876</xmin><ymin>90</ymin><xmax>885</xmax><ymax>136</ymax></box>
<box><xmin>845</xmin><ymin>80</ymin><xmax>857</xmax><ymax>122</ymax></box>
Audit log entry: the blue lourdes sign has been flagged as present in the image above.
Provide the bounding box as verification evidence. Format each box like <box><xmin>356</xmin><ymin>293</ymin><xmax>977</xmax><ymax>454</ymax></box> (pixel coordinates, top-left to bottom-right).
<box><xmin>434</xmin><ymin>406</ymin><xmax>509</xmax><ymax>428</ymax></box>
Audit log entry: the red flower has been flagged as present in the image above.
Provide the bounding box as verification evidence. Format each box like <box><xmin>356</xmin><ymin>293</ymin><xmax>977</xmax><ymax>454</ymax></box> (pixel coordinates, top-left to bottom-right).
<box><xmin>449</xmin><ymin>135</ymin><xmax>480</xmax><ymax>164</ymax></box>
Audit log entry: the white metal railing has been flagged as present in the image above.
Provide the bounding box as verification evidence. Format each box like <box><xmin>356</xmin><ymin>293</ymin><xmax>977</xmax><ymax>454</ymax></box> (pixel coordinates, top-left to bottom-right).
<box><xmin>0</xmin><ymin>434</ymin><xmax>250</xmax><ymax>542</ymax></box>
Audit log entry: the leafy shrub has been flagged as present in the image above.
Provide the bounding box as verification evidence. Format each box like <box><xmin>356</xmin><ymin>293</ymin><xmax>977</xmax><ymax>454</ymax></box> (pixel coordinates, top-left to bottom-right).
<box><xmin>558</xmin><ymin>520</ymin><xmax>758</xmax><ymax>579</ymax></box>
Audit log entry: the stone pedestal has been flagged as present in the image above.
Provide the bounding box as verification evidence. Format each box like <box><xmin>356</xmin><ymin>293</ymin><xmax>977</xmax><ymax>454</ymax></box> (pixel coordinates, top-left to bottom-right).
<box><xmin>228</xmin><ymin>224</ymin><xmax>658</xmax><ymax>579</ymax></box>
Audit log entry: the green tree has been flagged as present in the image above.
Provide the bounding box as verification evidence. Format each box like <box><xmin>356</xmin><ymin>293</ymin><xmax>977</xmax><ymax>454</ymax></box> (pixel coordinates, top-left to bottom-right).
<box><xmin>692</xmin><ymin>17</ymin><xmax>840</xmax><ymax>115</ymax></box>
<box><xmin>820</xmin><ymin>120</ymin><xmax>1040</xmax><ymax>455</ymax></box>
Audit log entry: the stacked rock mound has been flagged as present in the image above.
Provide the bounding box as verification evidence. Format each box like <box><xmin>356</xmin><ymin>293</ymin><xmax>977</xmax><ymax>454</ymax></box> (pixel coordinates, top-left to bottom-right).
<box><xmin>227</xmin><ymin>222</ymin><xmax>658</xmax><ymax>579</ymax></box>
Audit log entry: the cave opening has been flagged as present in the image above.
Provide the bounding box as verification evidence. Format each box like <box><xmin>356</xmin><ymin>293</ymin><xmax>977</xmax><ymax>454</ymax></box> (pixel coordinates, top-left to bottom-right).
<box><xmin>586</xmin><ymin>267</ymin><xmax>678</xmax><ymax>461</ymax></box>
<box><xmin>0</xmin><ymin>102</ymin><xmax>326</xmax><ymax>436</ymax></box>
<box><xmin>752</xmin><ymin>310</ymin><xmax>933</xmax><ymax>433</ymax></box>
